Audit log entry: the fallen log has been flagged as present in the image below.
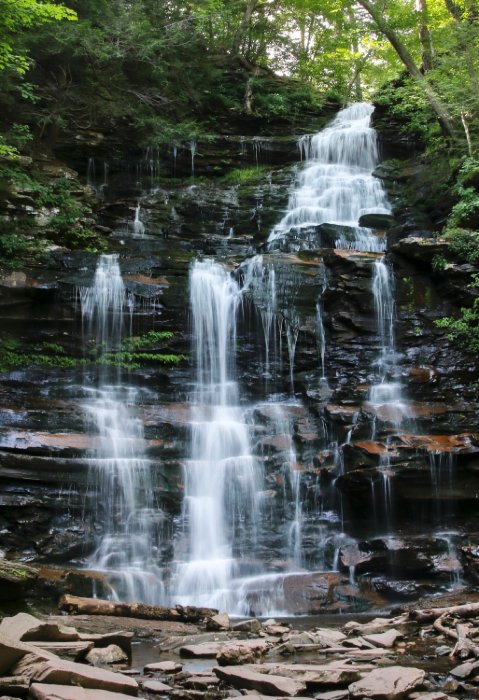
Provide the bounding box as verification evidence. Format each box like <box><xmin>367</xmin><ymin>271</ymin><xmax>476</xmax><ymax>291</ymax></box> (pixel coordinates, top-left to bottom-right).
<box><xmin>59</xmin><ymin>595</ymin><xmax>218</xmax><ymax>623</ymax></box>
<box><xmin>433</xmin><ymin>614</ymin><xmax>479</xmax><ymax>659</ymax></box>
<box><xmin>410</xmin><ymin>602</ymin><xmax>479</xmax><ymax>623</ymax></box>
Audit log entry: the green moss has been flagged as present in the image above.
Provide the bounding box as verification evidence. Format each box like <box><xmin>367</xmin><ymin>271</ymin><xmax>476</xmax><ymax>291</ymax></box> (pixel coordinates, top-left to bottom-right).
<box><xmin>120</xmin><ymin>330</ymin><xmax>175</xmax><ymax>351</ymax></box>
<box><xmin>435</xmin><ymin>274</ymin><xmax>479</xmax><ymax>352</ymax></box>
<box><xmin>222</xmin><ymin>166</ymin><xmax>270</xmax><ymax>185</ymax></box>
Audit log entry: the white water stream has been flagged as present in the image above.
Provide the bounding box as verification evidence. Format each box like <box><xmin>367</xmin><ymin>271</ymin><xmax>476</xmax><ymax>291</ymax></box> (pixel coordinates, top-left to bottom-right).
<box><xmin>80</xmin><ymin>254</ymin><xmax>165</xmax><ymax>603</ymax></box>
<box><xmin>269</xmin><ymin>103</ymin><xmax>389</xmax><ymax>252</ymax></box>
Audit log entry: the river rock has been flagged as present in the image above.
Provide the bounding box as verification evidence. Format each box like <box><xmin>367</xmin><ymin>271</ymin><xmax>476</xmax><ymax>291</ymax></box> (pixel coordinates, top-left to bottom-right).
<box><xmin>142</xmin><ymin>680</ymin><xmax>172</xmax><ymax>693</ymax></box>
<box><xmin>0</xmin><ymin>561</ymin><xmax>38</xmax><ymax>601</ymax></box>
<box><xmin>206</xmin><ymin>613</ymin><xmax>230</xmax><ymax>631</ymax></box>
<box><xmin>450</xmin><ymin>661</ymin><xmax>477</xmax><ymax>678</ymax></box>
<box><xmin>85</xmin><ymin>644</ymin><xmax>129</xmax><ymax>666</ymax></box>
<box><xmin>28</xmin><ymin>640</ymin><xmax>94</xmax><ymax>661</ymax></box>
<box><xmin>30</xmin><ymin>683</ymin><xmax>135</xmax><ymax>700</ymax></box>
<box><xmin>10</xmin><ymin>654</ymin><xmax>138</xmax><ymax>695</ymax></box>
<box><xmin>0</xmin><ymin>613</ymin><xmax>80</xmax><ymax>643</ymax></box>
<box><xmin>312</xmin><ymin>629</ymin><xmax>347</xmax><ymax>647</ymax></box>
<box><xmin>251</xmin><ymin>662</ymin><xmax>362</xmax><ymax>687</ymax></box>
<box><xmin>348</xmin><ymin>665</ymin><xmax>425</xmax><ymax>699</ymax></box>
<box><xmin>144</xmin><ymin>661</ymin><xmax>183</xmax><ymax>674</ymax></box>
<box><xmin>232</xmin><ymin>620</ymin><xmax>262</xmax><ymax>634</ymax></box>
<box><xmin>214</xmin><ymin>666</ymin><xmax>307</xmax><ymax>696</ymax></box>
<box><xmin>217</xmin><ymin>639</ymin><xmax>269</xmax><ymax>666</ymax></box>
<box><xmin>363</xmin><ymin>629</ymin><xmax>403</xmax><ymax>648</ymax></box>
<box><xmin>180</xmin><ymin>642</ymin><xmax>223</xmax><ymax>658</ymax></box>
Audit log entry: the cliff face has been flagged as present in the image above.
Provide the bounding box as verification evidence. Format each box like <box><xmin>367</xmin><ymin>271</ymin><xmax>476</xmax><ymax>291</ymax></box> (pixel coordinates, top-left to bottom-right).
<box><xmin>0</xmin><ymin>99</ymin><xmax>478</xmax><ymax>613</ymax></box>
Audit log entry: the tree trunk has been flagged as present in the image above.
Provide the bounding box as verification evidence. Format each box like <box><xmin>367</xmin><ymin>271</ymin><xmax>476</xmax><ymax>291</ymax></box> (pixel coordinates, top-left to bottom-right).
<box><xmin>232</xmin><ymin>0</ymin><xmax>259</xmax><ymax>55</ymax></box>
<box><xmin>415</xmin><ymin>0</ymin><xmax>434</xmax><ymax>71</ymax></box>
<box><xmin>59</xmin><ymin>594</ymin><xmax>218</xmax><ymax>622</ymax></box>
<box><xmin>356</xmin><ymin>0</ymin><xmax>457</xmax><ymax>139</ymax></box>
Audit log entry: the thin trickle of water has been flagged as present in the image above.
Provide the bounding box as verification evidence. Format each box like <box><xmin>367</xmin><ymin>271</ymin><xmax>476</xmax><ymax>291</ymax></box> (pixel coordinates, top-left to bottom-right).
<box><xmin>173</xmin><ymin>260</ymin><xmax>262</xmax><ymax>610</ymax></box>
<box><xmin>268</xmin><ymin>103</ymin><xmax>388</xmax><ymax>252</ymax></box>
<box><xmin>133</xmin><ymin>203</ymin><xmax>146</xmax><ymax>237</ymax></box>
<box><xmin>190</xmin><ymin>141</ymin><xmax>197</xmax><ymax>178</ymax></box>
<box><xmin>79</xmin><ymin>254</ymin><xmax>164</xmax><ymax>604</ymax></box>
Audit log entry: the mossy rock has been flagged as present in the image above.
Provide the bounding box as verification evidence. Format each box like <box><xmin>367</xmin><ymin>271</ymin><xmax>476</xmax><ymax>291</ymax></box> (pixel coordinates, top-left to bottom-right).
<box><xmin>0</xmin><ymin>560</ymin><xmax>38</xmax><ymax>601</ymax></box>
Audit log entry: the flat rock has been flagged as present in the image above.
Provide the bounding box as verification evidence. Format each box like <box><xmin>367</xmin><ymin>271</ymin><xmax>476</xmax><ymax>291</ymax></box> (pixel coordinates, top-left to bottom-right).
<box><xmin>0</xmin><ymin>613</ymin><xmax>80</xmax><ymax>643</ymax></box>
<box><xmin>0</xmin><ymin>633</ymin><xmax>56</xmax><ymax>675</ymax></box>
<box><xmin>214</xmin><ymin>666</ymin><xmax>307</xmax><ymax>696</ymax></box>
<box><xmin>348</xmin><ymin>666</ymin><xmax>425</xmax><ymax>699</ymax></box>
<box><xmin>251</xmin><ymin>663</ymin><xmax>361</xmax><ymax>687</ymax></box>
<box><xmin>363</xmin><ymin>630</ymin><xmax>403</xmax><ymax>649</ymax></box>
<box><xmin>180</xmin><ymin>643</ymin><xmax>223</xmax><ymax>658</ymax></box>
<box><xmin>144</xmin><ymin>662</ymin><xmax>183</xmax><ymax>674</ymax></box>
<box><xmin>450</xmin><ymin>661</ymin><xmax>476</xmax><ymax>679</ymax></box>
<box><xmin>11</xmin><ymin>654</ymin><xmax>138</xmax><ymax>695</ymax></box>
<box><xmin>30</xmin><ymin>683</ymin><xmax>135</xmax><ymax>700</ymax></box>
<box><xmin>142</xmin><ymin>680</ymin><xmax>172</xmax><ymax>693</ymax></box>
<box><xmin>315</xmin><ymin>691</ymin><xmax>349</xmax><ymax>700</ymax></box>
<box><xmin>29</xmin><ymin>641</ymin><xmax>94</xmax><ymax>661</ymax></box>
<box><xmin>264</xmin><ymin>626</ymin><xmax>290</xmax><ymax>636</ymax></box>
<box><xmin>217</xmin><ymin>640</ymin><xmax>269</xmax><ymax>666</ymax></box>
<box><xmin>312</xmin><ymin>629</ymin><xmax>346</xmax><ymax>647</ymax></box>
<box><xmin>183</xmin><ymin>676</ymin><xmax>220</xmax><ymax>689</ymax></box>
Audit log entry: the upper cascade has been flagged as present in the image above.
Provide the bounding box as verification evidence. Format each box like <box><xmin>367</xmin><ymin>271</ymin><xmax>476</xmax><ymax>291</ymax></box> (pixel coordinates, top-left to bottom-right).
<box><xmin>268</xmin><ymin>102</ymin><xmax>390</xmax><ymax>252</ymax></box>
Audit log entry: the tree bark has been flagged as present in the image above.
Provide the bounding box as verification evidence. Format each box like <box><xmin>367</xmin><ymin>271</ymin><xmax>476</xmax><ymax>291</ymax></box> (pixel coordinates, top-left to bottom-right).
<box><xmin>410</xmin><ymin>601</ymin><xmax>479</xmax><ymax>622</ymax></box>
<box><xmin>232</xmin><ymin>0</ymin><xmax>259</xmax><ymax>55</ymax></box>
<box><xmin>415</xmin><ymin>0</ymin><xmax>434</xmax><ymax>71</ymax></box>
<box><xmin>356</xmin><ymin>0</ymin><xmax>457</xmax><ymax>139</ymax></box>
<box><xmin>59</xmin><ymin>594</ymin><xmax>218</xmax><ymax>622</ymax></box>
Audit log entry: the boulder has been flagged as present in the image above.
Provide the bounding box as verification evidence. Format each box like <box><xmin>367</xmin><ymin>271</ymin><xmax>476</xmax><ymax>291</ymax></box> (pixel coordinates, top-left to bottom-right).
<box><xmin>358</xmin><ymin>213</ymin><xmax>394</xmax><ymax>229</ymax></box>
<box><xmin>232</xmin><ymin>619</ymin><xmax>262</xmax><ymax>634</ymax></box>
<box><xmin>0</xmin><ymin>561</ymin><xmax>38</xmax><ymax>601</ymax></box>
<box><xmin>85</xmin><ymin>644</ymin><xmax>128</xmax><ymax>666</ymax></box>
<box><xmin>348</xmin><ymin>666</ymin><xmax>425</xmax><ymax>699</ymax></box>
<box><xmin>214</xmin><ymin>666</ymin><xmax>307</xmax><ymax>696</ymax></box>
<box><xmin>206</xmin><ymin>613</ymin><xmax>230</xmax><ymax>631</ymax></box>
<box><xmin>217</xmin><ymin>639</ymin><xmax>269</xmax><ymax>666</ymax></box>
<box><xmin>30</xmin><ymin>684</ymin><xmax>135</xmax><ymax>700</ymax></box>
<box><xmin>0</xmin><ymin>613</ymin><xmax>79</xmax><ymax>643</ymax></box>
<box><xmin>11</xmin><ymin>654</ymin><xmax>138</xmax><ymax>695</ymax></box>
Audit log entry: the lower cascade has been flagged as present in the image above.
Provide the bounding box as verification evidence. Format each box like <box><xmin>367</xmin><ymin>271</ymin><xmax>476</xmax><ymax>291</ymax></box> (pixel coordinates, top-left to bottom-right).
<box><xmin>80</xmin><ymin>254</ymin><xmax>165</xmax><ymax>604</ymax></box>
<box><xmin>172</xmin><ymin>260</ymin><xmax>261</xmax><ymax>610</ymax></box>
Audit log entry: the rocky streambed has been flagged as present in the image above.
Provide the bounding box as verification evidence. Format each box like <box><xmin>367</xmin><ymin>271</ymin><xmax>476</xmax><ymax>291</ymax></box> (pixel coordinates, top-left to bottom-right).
<box><xmin>3</xmin><ymin>595</ymin><xmax>479</xmax><ymax>699</ymax></box>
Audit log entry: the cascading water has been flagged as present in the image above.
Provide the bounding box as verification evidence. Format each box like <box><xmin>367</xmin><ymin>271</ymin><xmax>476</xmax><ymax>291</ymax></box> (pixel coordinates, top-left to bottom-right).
<box><xmin>268</xmin><ymin>103</ymin><xmax>389</xmax><ymax>253</ymax></box>
<box><xmin>172</xmin><ymin>260</ymin><xmax>261</xmax><ymax>610</ymax></box>
<box><xmin>80</xmin><ymin>254</ymin><xmax>164</xmax><ymax>604</ymax></box>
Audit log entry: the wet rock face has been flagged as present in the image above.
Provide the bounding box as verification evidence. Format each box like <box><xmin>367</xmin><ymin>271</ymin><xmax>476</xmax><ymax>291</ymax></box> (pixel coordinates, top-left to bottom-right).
<box><xmin>0</xmin><ymin>112</ymin><xmax>478</xmax><ymax>613</ymax></box>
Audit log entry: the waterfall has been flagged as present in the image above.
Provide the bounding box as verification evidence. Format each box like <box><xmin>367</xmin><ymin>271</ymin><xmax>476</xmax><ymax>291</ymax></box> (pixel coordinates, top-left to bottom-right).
<box><xmin>268</xmin><ymin>103</ymin><xmax>389</xmax><ymax>252</ymax></box>
<box><xmin>368</xmin><ymin>260</ymin><xmax>410</xmax><ymax>428</ymax></box>
<box><xmin>190</xmin><ymin>141</ymin><xmax>197</xmax><ymax>178</ymax></box>
<box><xmin>133</xmin><ymin>203</ymin><xmax>145</xmax><ymax>237</ymax></box>
<box><xmin>80</xmin><ymin>254</ymin><xmax>164</xmax><ymax>604</ymax></box>
<box><xmin>173</xmin><ymin>260</ymin><xmax>261</xmax><ymax>609</ymax></box>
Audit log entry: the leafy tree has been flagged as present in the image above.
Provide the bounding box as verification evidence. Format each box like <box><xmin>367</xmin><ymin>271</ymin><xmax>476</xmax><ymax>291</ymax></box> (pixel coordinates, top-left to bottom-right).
<box><xmin>0</xmin><ymin>0</ymin><xmax>76</xmax><ymax>73</ymax></box>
